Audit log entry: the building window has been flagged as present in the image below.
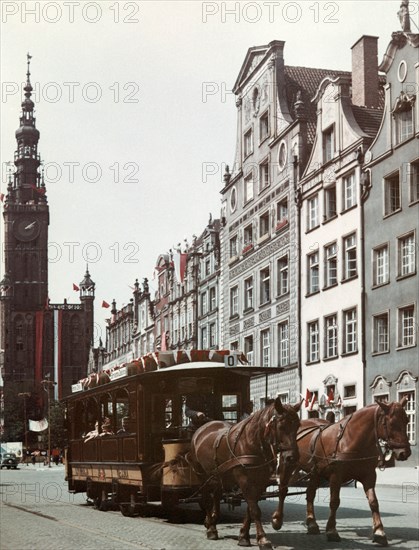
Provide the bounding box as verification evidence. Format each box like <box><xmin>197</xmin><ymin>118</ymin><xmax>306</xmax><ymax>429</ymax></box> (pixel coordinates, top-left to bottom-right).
<box><xmin>244</xmin><ymin>128</ymin><xmax>253</xmax><ymax>157</ymax></box>
<box><xmin>230</xmin><ymin>286</ymin><xmax>239</xmax><ymax>317</ymax></box>
<box><xmin>307</xmin><ymin>320</ymin><xmax>319</xmax><ymax>363</ymax></box>
<box><xmin>260</xmin><ymin>267</ymin><xmax>270</xmax><ymax>305</ymax></box>
<box><xmin>373</xmin><ymin>244</ymin><xmax>389</xmax><ymax>286</ymax></box>
<box><xmin>384</xmin><ymin>172</ymin><xmax>401</xmax><ymax>216</ymax></box>
<box><xmin>409</xmin><ymin>161</ymin><xmax>419</xmax><ymax>204</ymax></box>
<box><xmin>244</xmin><ymin>335</ymin><xmax>254</xmax><ymax>364</ymax></box>
<box><xmin>398</xmin><ymin>232</ymin><xmax>416</xmax><ymax>278</ymax></box>
<box><xmin>324</xmin><ymin>242</ymin><xmax>337</xmax><ymax>288</ymax></box>
<box><xmin>261</xmin><ymin>329</ymin><xmax>270</xmax><ymax>367</ymax></box>
<box><xmin>243</xmin><ymin>223</ymin><xmax>253</xmax><ymax>246</ymax></box>
<box><xmin>277</xmin><ymin>256</ymin><xmax>288</xmax><ymax>296</ymax></box>
<box><xmin>343</xmin><ymin>233</ymin><xmax>357</xmax><ymax>280</ymax></box>
<box><xmin>343</xmin><ymin>172</ymin><xmax>357</xmax><ymax>210</ymax></box>
<box><xmin>204</xmin><ymin>258</ymin><xmax>211</xmax><ymax>277</ymax></box>
<box><xmin>307</xmin><ymin>251</ymin><xmax>319</xmax><ymax>294</ymax></box>
<box><xmin>323</xmin><ymin>126</ymin><xmax>334</xmax><ymax>162</ymax></box>
<box><xmin>373</xmin><ymin>313</ymin><xmax>389</xmax><ymax>354</ymax></box>
<box><xmin>324</xmin><ymin>314</ymin><xmax>338</xmax><ymax>359</ymax></box>
<box><xmin>230</xmin><ymin>340</ymin><xmax>239</xmax><ymax>351</ymax></box>
<box><xmin>201</xmin><ymin>292</ymin><xmax>207</xmax><ymax>315</ymax></box>
<box><xmin>259</xmin><ymin>160</ymin><xmax>270</xmax><ymax>191</ymax></box>
<box><xmin>398</xmin><ymin>305</ymin><xmax>415</xmax><ymax>348</ymax></box>
<box><xmin>259</xmin><ymin>110</ymin><xmax>269</xmax><ymax>142</ymax></box>
<box><xmin>201</xmin><ymin>326</ymin><xmax>208</xmax><ymax>349</ymax></box>
<box><xmin>244</xmin><ymin>172</ymin><xmax>254</xmax><ymax>203</ymax></box>
<box><xmin>209</xmin><ymin>322</ymin><xmax>216</xmax><ymax>348</ymax></box>
<box><xmin>244</xmin><ymin>276</ymin><xmax>253</xmax><ymax>310</ymax></box>
<box><xmin>209</xmin><ymin>287</ymin><xmax>216</xmax><ymax>311</ymax></box>
<box><xmin>307</xmin><ymin>195</ymin><xmax>319</xmax><ymax>230</ymax></box>
<box><xmin>276</xmin><ymin>198</ymin><xmax>288</xmax><ymax>230</ymax></box>
<box><xmin>230</xmin><ymin>235</ymin><xmax>238</xmax><ymax>258</ymax></box>
<box><xmin>278</xmin><ymin>321</ymin><xmax>289</xmax><ymax>367</ymax></box>
<box><xmin>343</xmin><ymin>308</ymin><xmax>357</xmax><ymax>354</ymax></box>
<box><xmin>399</xmin><ymin>391</ymin><xmax>416</xmax><ymax>444</ymax></box>
<box><xmin>344</xmin><ymin>385</ymin><xmax>356</xmax><ymax>398</ymax></box>
<box><xmin>259</xmin><ymin>211</ymin><xmax>270</xmax><ymax>238</ymax></box>
<box><xmin>324</xmin><ymin>185</ymin><xmax>337</xmax><ymax>221</ymax></box>
<box><xmin>395</xmin><ymin>107</ymin><xmax>414</xmax><ymax>143</ymax></box>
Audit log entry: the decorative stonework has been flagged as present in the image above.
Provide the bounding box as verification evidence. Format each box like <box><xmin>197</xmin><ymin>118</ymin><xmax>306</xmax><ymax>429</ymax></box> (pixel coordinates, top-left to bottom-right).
<box><xmin>259</xmin><ymin>309</ymin><xmax>271</xmax><ymax>322</ymax></box>
<box><xmin>276</xmin><ymin>301</ymin><xmax>289</xmax><ymax>315</ymax></box>
<box><xmin>243</xmin><ymin>317</ymin><xmax>255</xmax><ymax>330</ymax></box>
<box><xmin>230</xmin><ymin>233</ymin><xmax>290</xmax><ymax>279</ymax></box>
<box><xmin>229</xmin><ymin>323</ymin><xmax>240</xmax><ymax>336</ymax></box>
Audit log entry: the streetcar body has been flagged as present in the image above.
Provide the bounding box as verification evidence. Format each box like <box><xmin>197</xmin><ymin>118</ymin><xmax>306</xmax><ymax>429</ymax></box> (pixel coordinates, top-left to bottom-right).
<box><xmin>65</xmin><ymin>351</ymin><xmax>279</xmax><ymax>513</ymax></box>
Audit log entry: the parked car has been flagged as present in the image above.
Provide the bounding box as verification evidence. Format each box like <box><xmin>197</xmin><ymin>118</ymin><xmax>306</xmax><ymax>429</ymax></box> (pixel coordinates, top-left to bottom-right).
<box><xmin>1</xmin><ymin>453</ymin><xmax>18</xmax><ymax>469</ymax></box>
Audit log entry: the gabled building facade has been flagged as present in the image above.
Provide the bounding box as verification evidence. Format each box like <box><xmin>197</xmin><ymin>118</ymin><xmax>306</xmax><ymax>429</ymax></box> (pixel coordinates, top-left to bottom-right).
<box><xmin>299</xmin><ymin>36</ymin><xmax>384</xmax><ymax>420</ymax></box>
<box><xmin>363</xmin><ymin>9</ymin><xmax>418</xmax><ymax>461</ymax></box>
<box><xmin>220</xmin><ymin>40</ymin><xmax>350</xmax><ymax>409</ymax></box>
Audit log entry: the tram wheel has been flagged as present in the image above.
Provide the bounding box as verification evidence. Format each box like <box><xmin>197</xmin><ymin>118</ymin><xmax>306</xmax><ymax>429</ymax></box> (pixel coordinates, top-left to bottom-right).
<box><xmin>119</xmin><ymin>491</ymin><xmax>140</xmax><ymax>517</ymax></box>
<box><xmin>94</xmin><ymin>489</ymin><xmax>109</xmax><ymax>512</ymax></box>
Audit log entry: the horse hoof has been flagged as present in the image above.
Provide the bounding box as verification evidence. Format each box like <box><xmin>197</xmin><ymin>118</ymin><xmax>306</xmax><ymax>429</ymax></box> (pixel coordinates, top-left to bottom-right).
<box><xmin>372</xmin><ymin>534</ymin><xmax>388</xmax><ymax>546</ymax></box>
<box><xmin>271</xmin><ymin>517</ymin><xmax>282</xmax><ymax>531</ymax></box>
<box><xmin>307</xmin><ymin>522</ymin><xmax>320</xmax><ymax>535</ymax></box>
<box><xmin>206</xmin><ymin>529</ymin><xmax>218</xmax><ymax>541</ymax></box>
<box><xmin>326</xmin><ymin>531</ymin><xmax>341</xmax><ymax>542</ymax></box>
<box><xmin>238</xmin><ymin>539</ymin><xmax>251</xmax><ymax>547</ymax></box>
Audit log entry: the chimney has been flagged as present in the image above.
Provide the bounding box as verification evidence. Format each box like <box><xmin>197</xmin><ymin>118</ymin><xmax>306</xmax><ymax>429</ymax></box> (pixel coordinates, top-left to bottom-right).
<box><xmin>351</xmin><ymin>35</ymin><xmax>379</xmax><ymax>108</ymax></box>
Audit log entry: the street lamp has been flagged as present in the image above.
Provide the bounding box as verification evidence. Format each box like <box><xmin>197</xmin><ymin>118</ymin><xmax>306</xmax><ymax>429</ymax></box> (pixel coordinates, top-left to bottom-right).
<box><xmin>41</xmin><ymin>379</ymin><xmax>56</xmax><ymax>468</ymax></box>
<box><xmin>18</xmin><ymin>392</ymin><xmax>31</xmax><ymax>458</ymax></box>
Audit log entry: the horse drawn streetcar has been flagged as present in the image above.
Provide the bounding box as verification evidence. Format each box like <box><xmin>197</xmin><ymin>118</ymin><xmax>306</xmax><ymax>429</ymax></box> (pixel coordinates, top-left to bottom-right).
<box><xmin>65</xmin><ymin>349</ymin><xmax>286</xmax><ymax>516</ymax></box>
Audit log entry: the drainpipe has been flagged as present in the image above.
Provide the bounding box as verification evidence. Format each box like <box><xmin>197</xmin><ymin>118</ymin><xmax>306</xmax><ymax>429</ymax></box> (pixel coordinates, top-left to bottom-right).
<box><xmin>360</xmin><ymin>155</ymin><xmax>371</xmax><ymax>407</ymax></box>
<box><xmin>293</xmin><ymin>154</ymin><xmax>302</xmax><ymax>384</ymax></box>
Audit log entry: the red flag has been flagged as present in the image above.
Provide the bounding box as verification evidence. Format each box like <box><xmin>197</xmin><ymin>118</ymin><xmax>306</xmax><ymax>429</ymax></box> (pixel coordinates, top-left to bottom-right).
<box><xmin>304</xmin><ymin>388</ymin><xmax>311</xmax><ymax>408</ymax></box>
<box><xmin>173</xmin><ymin>252</ymin><xmax>187</xmax><ymax>283</ymax></box>
<box><xmin>0</xmin><ymin>193</ymin><xmax>5</xmax><ymax>202</ymax></box>
<box><xmin>73</xmin><ymin>283</ymin><xmax>79</xmax><ymax>291</ymax></box>
<box><xmin>31</xmin><ymin>184</ymin><xmax>46</xmax><ymax>195</ymax></box>
<box><xmin>309</xmin><ymin>392</ymin><xmax>317</xmax><ymax>411</ymax></box>
<box><xmin>102</xmin><ymin>300</ymin><xmax>110</xmax><ymax>308</ymax></box>
<box><xmin>327</xmin><ymin>388</ymin><xmax>334</xmax><ymax>404</ymax></box>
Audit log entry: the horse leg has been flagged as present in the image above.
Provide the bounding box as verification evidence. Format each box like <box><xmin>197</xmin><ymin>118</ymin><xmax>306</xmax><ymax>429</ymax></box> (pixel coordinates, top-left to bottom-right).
<box><xmin>325</xmin><ymin>473</ymin><xmax>341</xmax><ymax>542</ymax></box>
<box><xmin>305</xmin><ymin>473</ymin><xmax>321</xmax><ymax>535</ymax></box>
<box><xmin>202</xmin><ymin>487</ymin><xmax>219</xmax><ymax>540</ymax></box>
<box><xmin>362</xmin><ymin>473</ymin><xmax>388</xmax><ymax>547</ymax></box>
<box><xmin>272</xmin><ymin>461</ymin><xmax>294</xmax><ymax>530</ymax></box>
<box><xmin>247</xmin><ymin>497</ymin><xmax>272</xmax><ymax>550</ymax></box>
<box><xmin>238</xmin><ymin>505</ymin><xmax>251</xmax><ymax>547</ymax></box>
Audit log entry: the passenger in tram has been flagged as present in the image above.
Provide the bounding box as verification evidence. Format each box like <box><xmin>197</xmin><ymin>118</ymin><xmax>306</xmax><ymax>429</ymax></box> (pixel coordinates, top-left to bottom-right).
<box><xmin>185</xmin><ymin>379</ymin><xmax>216</xmax><ymax>428</ymax></box>
<box><xmin>84</xmin><ymin>421</ymin><xmax>99</xmax><ymax>442</ymax></box>
<box><xmin>99</xmin><ymin>417</ymin><xmax>114</xmax><ymax>436</ymax></box>
<box><xmin>117</xmin><ymin>417</ymin><xmax>130</xmax><ymax>435</ymax></box>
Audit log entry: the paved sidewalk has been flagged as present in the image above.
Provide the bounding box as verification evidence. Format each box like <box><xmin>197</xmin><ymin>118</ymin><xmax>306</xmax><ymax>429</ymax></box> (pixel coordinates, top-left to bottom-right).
<box><xmin>376</xmin><ymin>465</ymin><xmax>418</xmax><ymax>488</ymax></box>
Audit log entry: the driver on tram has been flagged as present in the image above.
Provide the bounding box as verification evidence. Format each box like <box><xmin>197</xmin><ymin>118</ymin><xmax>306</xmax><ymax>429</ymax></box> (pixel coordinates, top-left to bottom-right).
<box><xmin>185</xmin><ymin>378</ymin><xmax>216</xmax><ymax>428</ymax></box>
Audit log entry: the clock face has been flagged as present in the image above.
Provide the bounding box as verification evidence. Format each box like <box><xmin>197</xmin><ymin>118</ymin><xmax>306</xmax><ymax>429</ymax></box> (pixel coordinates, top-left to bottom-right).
<box><xmin>13</xmin><ymin>218</ymin><xmax>41</xmax><ymax>241</ymax></box>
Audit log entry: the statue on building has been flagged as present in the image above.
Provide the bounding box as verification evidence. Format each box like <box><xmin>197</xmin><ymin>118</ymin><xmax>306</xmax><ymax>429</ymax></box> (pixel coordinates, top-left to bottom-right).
<box><xmin>398</xmin><ymin>0</ymin><xmax>411</xmax><ymax>32</ymax></box>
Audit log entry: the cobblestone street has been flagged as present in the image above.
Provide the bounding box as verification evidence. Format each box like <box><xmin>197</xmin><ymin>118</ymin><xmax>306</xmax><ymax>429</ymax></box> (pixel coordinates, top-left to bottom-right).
<box><xmin>1</xmin><ymin>465</ymin><xmax>418</xmax><ymax>550</ymax></box>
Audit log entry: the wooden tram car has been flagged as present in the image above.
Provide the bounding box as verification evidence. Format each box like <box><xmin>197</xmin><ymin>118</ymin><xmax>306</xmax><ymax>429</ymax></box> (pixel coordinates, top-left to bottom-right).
<box><xmin>65</xmin><ymin>350</ymin><xmax>281</xmax><ymax>515</ymax></box>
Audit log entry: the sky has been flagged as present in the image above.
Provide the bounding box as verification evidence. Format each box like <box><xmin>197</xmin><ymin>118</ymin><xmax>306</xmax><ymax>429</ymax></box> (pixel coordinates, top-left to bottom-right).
<box><xmin>0</xmin><ymin>0</ymin><xmax>414</xmax><ymax>345</ymax></box>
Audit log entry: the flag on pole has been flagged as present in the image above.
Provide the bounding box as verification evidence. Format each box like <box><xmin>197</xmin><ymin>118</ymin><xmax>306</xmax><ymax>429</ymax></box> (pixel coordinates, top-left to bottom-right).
<box><xmin>327</xmin><ymin>388</ymin><xmax>335</xmax><ymax>404</ymax></box>
<box><xmin>304</xmin><ymin>388</ymin><xmax>311</xmax><ymax>408</ymax></box>
<box><xmin>0</xmin><ymin>193</ymin><xmax>5</xmax><ymax>202</ymax></box>
<box><xmin>309</xmin><ymin>392</ymin><xmax>317</xmax><ymax>411</ymax></box>
<box><xmin>102</xmin><ymin>300</ymin><xmax>110</xmax><ymax>308</ymax></box>
<box><xmin>29</xmin><ymin>418</ymin><xmax>48</xmax><ymax>432</ymax></box>
<box><xmin>173</xmin><ymin>252</ymin><xmax>187</xmax><ymax>284</ymax></box>
<box><xmin>73</xmin><ymin>283</ymin><xmax>79</xmax><ymax>291</ymax></box>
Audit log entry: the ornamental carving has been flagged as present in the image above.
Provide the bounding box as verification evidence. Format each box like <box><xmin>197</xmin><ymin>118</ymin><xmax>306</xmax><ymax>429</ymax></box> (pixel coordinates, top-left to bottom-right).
<box><xmin>243</xmin><ymin>318</ymin><xmax>255</xmax><ymax>330</ymax></box>
<box><xmin>259</xmin><ymin>309</ymin><xmax>271</xmax><ymax>322</ymax></box>
<box><xmin>229</xmin><ymin>323</ymin><xmax>240</xmax><ymax>336</ymax></box>
<box><xmin>230</xmin><ymin>233</ymin><xmax>290</xmax><ymax>279</ymax></box>
<box><xmin>276</xmin><ymin>301</ymin><xmax>289</xmax><ymax>315</ymax></box>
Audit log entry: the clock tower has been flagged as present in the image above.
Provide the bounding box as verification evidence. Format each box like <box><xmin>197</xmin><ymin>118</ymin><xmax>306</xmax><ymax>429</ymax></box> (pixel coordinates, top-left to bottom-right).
<box><xmin>0</xmin><ymin>56</ymin><xmax>94</xmax><ymax>441</ymax></box>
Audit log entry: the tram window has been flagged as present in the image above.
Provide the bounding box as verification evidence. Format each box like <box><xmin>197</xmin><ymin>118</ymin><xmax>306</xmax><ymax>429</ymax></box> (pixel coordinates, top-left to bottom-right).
<box><xmin>74</xmin><ymin>402</ymin><xmax>85</xmax><ymax>438</ymax></box>
<box><xmin>83</xmin><ymin>398</ymin><xmax>98</xmax><ymax>437</ymax></box>
<box><xmin>115</xmin><ymin>389</ymin><xmax>129</xmax><ymax>432</ymax></box>
<box><xmin>100</xmin><ymin>393</ymin><xmax>114</xmax><ymax>430</ymax></box>
<box><xmin>222</xmin><ymin>394</ymin><xmax>239</xmax><ymax>423</ymax></box>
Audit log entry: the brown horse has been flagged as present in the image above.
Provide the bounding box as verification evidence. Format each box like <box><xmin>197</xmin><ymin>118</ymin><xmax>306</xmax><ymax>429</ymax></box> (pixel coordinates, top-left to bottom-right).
<box><xmin>273</xmin><ymin>398</ymin><xmax>411</xmax><ymax>546</ymax></box>
<box><xmin>187</xmin><ymin>397</ymin><xmax>301</xmax><ymax>550</ymax></box>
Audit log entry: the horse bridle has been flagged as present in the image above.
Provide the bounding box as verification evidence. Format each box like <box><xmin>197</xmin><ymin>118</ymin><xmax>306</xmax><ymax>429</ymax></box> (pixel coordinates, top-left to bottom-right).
<box><xmin>374</xmin><ymin>405</ymin><xmax>408</xmax><ymax>467</ymax></box>
<box><xmin>264</xmin><ymin>413</ymin><xmax>295</xmax><ymax>455</ymax></box>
